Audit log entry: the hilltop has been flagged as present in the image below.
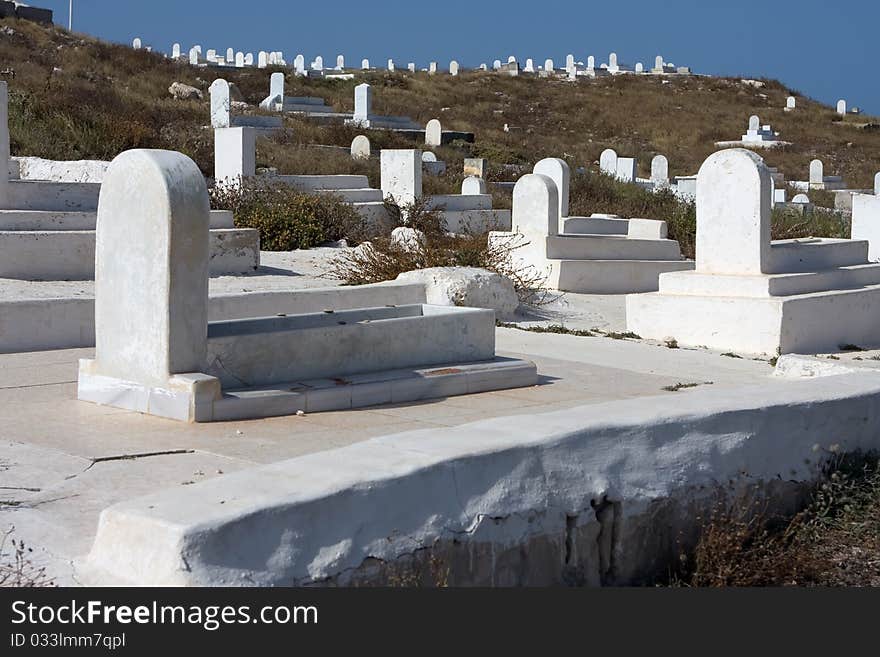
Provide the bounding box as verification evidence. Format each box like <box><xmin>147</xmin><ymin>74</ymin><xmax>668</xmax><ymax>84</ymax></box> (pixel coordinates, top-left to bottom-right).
<box><xmin>3</xmin><ymin>16</ymin><xmax>879</xmax><ymax>198</ymax></box>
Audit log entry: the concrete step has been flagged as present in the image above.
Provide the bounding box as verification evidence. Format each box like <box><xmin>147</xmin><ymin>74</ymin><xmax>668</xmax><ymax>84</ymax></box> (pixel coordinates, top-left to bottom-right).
<box><xmin>562</xmin><ymin>216</ymin><xmax>628</xmax><ymax>235</ymax></box>
<box><xmin>767</xmin><ymin>238</ymin><xmax>869</xmax><ymax>274</ymax></box>
<box><xmin>312</xmin><ymin>188</ymin><xmax>384</xmax><ymax>203</ymax></box>
<box><xmin>0</xmin><ymin>209</ymin><xmax>234</xmax><ymax>231</ymax></box>
<box><xmin>547</xmin><ymin>234</ymin><xmax>682</xmax><ymax>261</ymax></box>
<box><xmin>556</xmin><ymin>259</ymin><xmax>695</xmax><ymax>294</ymax></box>
<box><xmin>276</xmin><ymin>174</ymin><xmax>370</xmax><ymax>191</ymax></box>
<box><xmin>0</xmin><ymin>228</ymin><xmax>259</xmax><ymax>280</ymax></box>
<box><xmin>7</xmin><ymin>180</ymin><xmax>101</xmax><ymax>212</ymax></box>
<box><xmin>658</xmin><ymin>262</ymin><xmax>880</xmax><ymax>298</ymax></box>
<box><xmin>427</xmin><ymin>194</ymin><xmax>493</xmax><ymax>212</ymax></box>
<box><xmin>443</xmin><ymin>209</ymin><xmax>512</xmax><ymax>234</ymax></box>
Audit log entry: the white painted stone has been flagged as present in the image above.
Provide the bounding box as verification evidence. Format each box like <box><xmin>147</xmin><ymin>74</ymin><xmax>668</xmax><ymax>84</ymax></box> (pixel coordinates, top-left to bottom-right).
<box><xmin>421</xmin><ymin>151</ymin><xmax>437</xmax><ymax>162</ymax></box>
<box><xmin>851</xmin><ymin>192</ymin><xmax>880</xmax><ymax>259</ymax></box>
<box><xmin>524</xmin><ymin>58</ymin><xmax>534</xmax><ymax>72</ymax></box>
<box><xmin>390</xmin><ymin>226</ymin><xmax>426</xmax><ymax>253</ymax></box>
<box><xmin>214</xmin><ymin>127</ymin><xmax>256</xmax><ymax>186</ymax></box>
<box><xmin>429</xmin><ymin>62</ymin><xmax>438</xmax><ymax>75</ymax></box>
<box><xmin>651</xmin><ymin>154</ymin><xmax>669</xmax><ymax>186</ymax></box>
<box><xmin>508</xmin><ymin>55</ymin><xmax>516</xmax><ymax>63</ymax></box>
<box><xmin>695</xmin><ymin>149</ymin><xmax>771</xmax><ymax>274</ymax></box>
<box><xmin>786</xmin><ymin>96</ymin><xmax>796</xmax><ymax>110</ymax></box>
<box><xmin>615</xmin><ymin>157</ymin><xmax>637</xmax><ymax>183</ymax></box>
<box><xmin>792</xmin><ymin>193</ymin><xmax>810</xmax><ymax>204</ymax></box>
<box><xmin>449</xmin><ymin>60</ymin><xmax>459</xmax><ymax>76</ymax></box>
<box><xmin>235</xmin><ymin>52</ymin><xmax>244</xmax><ymax>67</ymax></box>
<box><xmin>244</xmin><ymin>53</ymin><xmax>254</xmax><ymax>66</ymax></box>
<box><xmin>635</xmin><ymin>62</ymin><xmax>644</xmax><ymax>73</ymax></box>
<box><xmin>387</xmin><ymin>59</ymin><xmax>395</xmax><ymax>72</ymax></box>
<box><xmin>749</xmin><ymin>115</ymin><xmax>760</xmax><ymax>132</ymax></box>
<box><xmin>83</xmin><ymin>149</ymin><xmax>210</xmax><ymax>390</ymax></box>
<box><xmin>381</xmin><ymin>150</ymin><xmax>423</xmax><ymax>206</ymax></box>
<box><xmin>599</xmin><ymin>148</ymin><xmax>617</xmax><ymax>176</ymax></box>
<box><xmin>314</xmin><ymin>56</ymin><xmax>324</xmax><ymax>71</ymax></box>
<box><xmin>188</xmin><ymin>47</ymin><xmax>198</xmax><ymax>66</ymax></box>
<box><xmin>209</xmin><ymin>79</ymin><xmax>232</xmax><ymax>128</ymax></box>
<box><xmin>12</xmin><ymin>156</ymin><xmax>109</xmax><ymax>183</ymax></box>
<box><xmin>354</xmin><ymin>83</ymin><xmax>372</xmax><ymax>123</ymax></box>
<box><xmin>608</xmin><ymin>52</ymin><xmax>619</xmax><ymax>73</ymax></box>
<box><xmin>396</xmin><ymin>267</ymin><xmax>519</xmax><ymax>319</ymax></box>
<box><xmin>172</xmin><ymin>43</ymin><xmax>180</xmax><ymax>58</ymax></box>
<box><xmin>587</xmin><ymin>55</ymin><xmax>595</xmax><ymax>70</ymax></box>
<box><xmin>361</xmin><ymin>58</ymin><xmax>370</xmax><ymax>70</ymax></box>
<box><xmin>462</xmin><ymin>176</ymin><xmax>487</xmax><ymax>195</ymax></box>
<box><xmin>206</xmin><ymin>49</ymin><xmax>216</xmax><ymax>63</ymax></box>
<box><xmin>809</xmin><ymin>159</ymin><xmax>824</xmax><ymax>186</ymax></box>
<box><xmin>533</xmin><ymin>157</ymin><xmax>570</xmax><ymax>222</ymax></box>
<box><xmin>653</xmin><ymin>55</ymin><xmax>664</xmax><ymax>72</ymax></box>
<box><xmin>132</xmin><ymin>37</ymin><xmax>142</xmax><ymax>50</ymax></box>
<box><xmin>512</xmin><ymin>173</ymin><xmax>558</xmax><ymax>238</ymax></box>
<box><xmin>408</xmin><ymin>63</ymin><xmax>416</xmax><ymax>73</ymax></box>
<box><xmin>337</xmin><ymin>54</ymin><xmax>345</xmax><ymax>70</ymax></box>
<box><xmin>837</xmin><ymin>99</ymin><xmax>847</xmax><ymax>115</ymax></box>
<box><xmin>226</xmin><ymin>48</ymin><xmax>234</xmax><ymax>63</ymax></box>
<box><xmin>544</xmin><ymin>58</ymin><xmax>554</xmax><ymax>72</ymax></box>
<box><xmin>270</xmin><ymin>72</ymin><xmax>284</xmax><ymax>102</ymax></box>
<box><xmin>493</xmin><ymin>60</ymin><xmax>502</xmax><ymax>70</ymax></box>
<box><xmin>350</xmin><ymin>135</ymin><xmax>371</xmax><ymax>160</ymax></box>
<box><xmin>294</xmin><ymin>54</ymin><xmax>305</xmax><ymax>74</ymax></box>
<box><xmin>425</xmin><ymin>119</ymin><xmax>442</xmax><ymax>147</ymax></box>
<box><xmin>566</xmin><ymin>54</ymin><xmax>575</xmax><ymax>71</ymax></box>
<box><xmin>168</xmin><ymin>82</ymin><xmax>202</xmax><ymax>100</ymax></box>
<box><xmin>258</xmin><ymin>51</ymin><xmax>268</xmax><ymax>68</ymax></box>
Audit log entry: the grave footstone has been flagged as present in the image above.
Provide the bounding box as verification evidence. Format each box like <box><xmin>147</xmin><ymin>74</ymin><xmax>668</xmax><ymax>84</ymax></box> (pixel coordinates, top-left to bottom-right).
<box><xmin>651</xmin><ymin>155</ymin><xmax>669</xmax><ymax>186</ymax></box>
<box><xmin>351</xmin><ymin>135</ymin><xmax>371</xmax><ymax>160</ymax></box>
<box><xmin>599</xmin><ymin>148</ymin><xmax>618</xmax><ymax>176</ymax></box>
<box><xmin>425</xmin><ymin>118</ymin><xmax>442</xmax><ymax>147</ymax></box>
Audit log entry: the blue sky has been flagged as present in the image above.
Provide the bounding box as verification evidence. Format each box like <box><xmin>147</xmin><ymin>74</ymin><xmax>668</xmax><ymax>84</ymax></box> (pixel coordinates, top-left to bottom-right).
<box><xmin>33</xmin><ymin>0</ymin><xmax>880</xmax><ymax>114</ymax></box>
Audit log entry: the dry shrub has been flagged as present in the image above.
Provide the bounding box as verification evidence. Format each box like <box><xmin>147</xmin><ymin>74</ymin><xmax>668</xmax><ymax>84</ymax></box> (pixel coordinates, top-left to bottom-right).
<box><xmin>677</xmin><ymin>452</ymin><xmax>880</xmax><ymax>587</ymax></box>
<box><xmin>0</xmin><ymin>527</ymin><xmax>54</xmax><ymax>587</ymax></box>
<box><xmin>209</xmin><ymin>179</ymin><xmax>367</xmax><ymax>250</ymax></box>
<box><xmin>327</xmin><ymin>199</ymin><xmax>550</xmax><ymax>305</ymax></box>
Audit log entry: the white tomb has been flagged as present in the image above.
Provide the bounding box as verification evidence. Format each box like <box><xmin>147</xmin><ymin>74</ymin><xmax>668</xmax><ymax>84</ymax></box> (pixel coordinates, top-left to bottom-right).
<box><xmin>337</xmin><ymin>54</ymin><xmax>345</xmax><ymax>70</ymax></box>
<box><xmin>487</xmin><ymin>158</ymin><xmax>693</xmax><ymax>293</ymax></box>
<box><xmin>78</xmin><ymin>150</ymin><xmax>536</xmax><ymax>422</ymax></box>
<box><xmin>425</xmin><ymin>118</ymin><xmax>442</xmax><ymax>147</ymax></box>
<box><xmin>351</xmin><ymin>135</ymin><xmax>371</xmax><ymax>160</ymax></box>
<box><xmin>785</xmin><ymin>96</ymin><xmax>796</xmax><ymax>111</ymax></box>
<box><xmin>837</xmin><ymin>99</ymin><xmax>847</xmax><ymax>116</ymax></box>
<box><xmin>628</xmin><ymin>148</ymin><xmax>880</xmax><ymax>355</ymax></box>
<box><xmin>450</xmin><ymin>60</ymin><xmax>459</xmax><ymax>76</ymax></box>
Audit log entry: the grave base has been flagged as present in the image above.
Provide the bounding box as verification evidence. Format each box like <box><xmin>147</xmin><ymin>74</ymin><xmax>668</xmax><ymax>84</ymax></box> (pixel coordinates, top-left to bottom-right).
<box><xmin>78</xmin><ymin>357</ymin><xmax>538</xmax><ymax>422</ymax></box>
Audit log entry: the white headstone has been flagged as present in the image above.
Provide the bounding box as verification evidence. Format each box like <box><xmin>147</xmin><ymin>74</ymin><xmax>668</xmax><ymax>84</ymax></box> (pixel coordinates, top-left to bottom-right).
<box><xmin>189</xmin><ymin>47</ymin><xmax>198</xmax><ymax>66</ymax></box>
<box><xmin>337</xmin><ymin>54</ymin><xmax>345</xmax><ymax>70</ymax></box>
<box><xmin>599</xmin><ymin>148</ymin><xmax>618</xmax><ymax>176</ymax></box>
<box><xmin>809</xmin><ymin>159</ymin><xmax>824</xmax><ymax>185</ymax></box>
<box><xmin>533</xmin><ymin>157</ymin><xmax>570</xmax><ymax>222</ymax></box>
<box><xmin>354</xmin><ymin>83</ymin><xmax>372</xmax><ymax>122</ymax></box>
<box><xmin>651</xmin><ymin>154</ymin><xmax>669</xmax><ymax>185</ymax></box>
<box><xmin>209</xmin><ymin>79</ymin><xmax>231</xmax><ymax>129</ymax></box>
<box><xmin>407</xmin><ymin>63</ymin><xmax>416</xmax><ymax>73</ymax></box>
<box><xmin>616</xmin><ymin>157</ymin><xmax>637</xmax><ymax>183</ymax></box>
<box><xmin>214</xmin><ymin>127</ymin><xmax>256</xmax><ymax>185</ymax></box>
<box><xmin>91</xmin><ymin>149</ymin><xmax>210</xmax><ymax>386</ymax></box>
<box><xmin>425</xmin><ymin>118</ymin><xmax>442</xmax><ymax>147</ymax></box>
<box><xmin>351</xmin><ymin>135</ymin><xmax>371</xmax><ymax>160</ymax></box>
<box><xmin>132</xmin><ymin>38</ymin><xmax>142</xmax><ymax>50</ymax></box>
<box><xmin>462</xmin><ymin>176</ymin><xmax>487</xmax><ymax>195</ymax></box>
<box><xmin>513</xmin><ymin>174</ymin><xmax>558</xmax><ymax>238</ymax></box>
<box><xmin>654</xmin><ymin>55</ymin><xmax>664</xmax><ymax>71</ymax></box>
<box><xmin>361</xmin><ymin>58</ymin><xmax>370</xmax><ymax>70</ymax></box>
<box><xmin>566</xmin><ymin>54</ymin><xmax>575</xmax><ymax>71</ymax></box>
<box><xmin>786</xmin><ymin>96</ymin><xmax>796</xmax><ymax>110</ymax></box>
<box><xmin>587</xmin><ymin>55</ymin><xmax>595</xmax><ymax>70</ymax></box>
<box><xmin>479</xmin><ymin>63</ymin><xmax>488</xmax><ymax>71</ymax></box>
<box><xmin>258</xmin><ymin>51</ymin><xmax>268</xmax><ymax>68</ymax></box>
<box><xmin>696</xmin><ymin>149</ymin><xmax>771</xmax><ymax>275</ymax></box>
<box><xmin>421</xmin><ymin>151</ymin><xmax>437</xmax><ymax>162</ymax></box>
<box><xmin>837</xmin><ymin>99</ymin><xmax>847</xmax><ymax>115</ymax></box>
<box><xmin>608</xmin><ymin>52</ymin><xmax>619</xmax><ymax>73</ymax></box>
<box><xmin>493</xmin><ymin>60</ymin><xmax>502</xmax><ymax>70</ymax></box>
<box><xmin>792</xmin><ymin>193</ymin><xmax>810</xmax><ymax>204</ymax></box>
<box><xmin>748</xmin><ymin>115</ymin><xmax>760</xmax><ymax>132</ymax></box>
<box><xmin>314</xmin><ymin>56</ymin><xmax>324</xmax><ymax>71</ymax></box>
<box><xmin>245</xmin><ymin>53</ymin><xmax>253</xmax><ymax>66</ymax></box>
<box><xmin>381</xmin><ymin>150</ymin><xmax>423</xmax><ymax>206</ymax></box>
<box><xmin>172</xmin><ymin>43</ymin><xmax>181</xmax><ymax>59</ymax></box>
<box><xmin>235</xmin><ymin>52</ymin><xmax>244</xmax><ymax>67</ymax></box>
<box><xmin>294</xmin><ymin>54</ymin><xmax>305</xmax><ymax>74</ymax></box>
<box><xmin>635</xmin><ymin>62</ymin><xmax>644</xmax><ymax>73</ymax></box>
<box><xmin>429</xmin><ymin>62</ymin><xmax>438</xmax><ymax>75</ymax></box>
<box><xmin>270</xmin><ymin>72</ymin><xmax>284</xmax><ymax>102</ymax></box>
<box><xmin>206</xmin><ymin>49</ymin><xmax>216</xmax><ymax>63</ymax></box>
<box><xmin>544</xmin><ymin>58</ymin><xmax>554</xmax><ymax>72</ymax></box>
<box><xmin>524</xmin><ymin>58</ymin><xmax>534</xmax><ymax>73</ymax></box>
<box><xmin>226</xmin><ymin>48</ymin><xmax>234</xmax><ymax>63</ymax></box>
<box><xmin>508</xmin><ymin>55</ymin><xmax>516</xmax><ymax>63</ymax></box>
<box><xmin>450</xmin><ymin>60</ymin><xmax>459</xmax><ymax>76</ymax></box>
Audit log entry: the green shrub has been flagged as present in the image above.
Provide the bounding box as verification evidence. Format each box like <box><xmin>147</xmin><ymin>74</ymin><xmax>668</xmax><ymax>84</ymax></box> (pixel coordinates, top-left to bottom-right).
<box><xmin>209</xmin><ymin>180</ymin><xmax>366</xmax><ymax>250</ymax></box>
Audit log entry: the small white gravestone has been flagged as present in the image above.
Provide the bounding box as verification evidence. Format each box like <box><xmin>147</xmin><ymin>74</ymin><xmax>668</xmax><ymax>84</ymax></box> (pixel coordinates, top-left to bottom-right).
<box><xmin>258</xmin><ymin>51</ymin><xmax>268</xmax><ymax>68</ymax></box>
<box><xmin>268</xmin><ymin>52</ymin><xmax>277</xmax><ymax>65</ymax></box>
<box><xmin>749</xmin><ymin>115</ymin><xmax>760</xmax><ymax>132</ymax></box>
<box><xmin>635</xmin><ymin>62</ymin><xmax>644</xmax><ymax>73</ymax></box>
<box><xmin>314</xmin><ymin>56</ymin><xmax>324</xmax><ymax>71</ymax></box>
<box><xmin>651</xmin><ymin>154</ymin><xmax>669</xmax><ymax>186</ymax></box>
<box><xmin>837</xmin><ymin>99</ymin><xmax>847</xmax><ymax>115</ymax></box>
<box><xmin>533</xmin><ymin>158</ymin><xmax>570</xmax><ymax>223</ymax></box>
<box><xmin>381</xmin><ymin>150</ymin><xmax>423</xmax><ymax>207</ymax></box>
<box><xmin>245</xmin><ymin>53</ymin><xmax>253</xmax><ymax>66</ymax></box>
<box><xmin>235</xmin><ymin>52</ymin><xmax>244</xmax><ymax>67</ymax></box>
<box><xmin>214</xmin><ymin>127</ymin><xmax>256</xmax><ymax>185</ymax></box>
<box><xmin>408</xmin><ymin>63</ymin><xmax>416</xmax><ymax>73</ymax></box>
<box><xmin>587</xmin><ymin>55</ymin><xmax>595</xmax><ymax>70</ymax></box>
<box><xmin>544</xmin><ymin>58</ymin><xmax>554</xmax><ymax>72</ymax></box>
<box><xmin>493</xmin><ymin>60</ymin><xmax>502</xmax><ymax>70</ymax></box>
<box><xmin>388</xmin><ymin>59</ymin><xmax>395</xmax><ymax>71</ymax></box>
<box><xmin>508</xmin><ymin>55</ymin><xmax>516</xmax><ymax>63</ymax></box>
<box><xmin>786</xmin><ymin>96</ymin><xmax>796</xmax><ymax>111</ymax></box>
<box><xmin>599</xmin><ymin>148</ymin><xmax>618</xmax><ymax>176</ymax></box>
<box><xmin>425</xmin><ymin>118</ymin><xmax>442</xmax><ymax>147</ymax></box>
<box><xmin>209</xmin><ymin>79</ymin><xmax>232</xmax><ymax>128</ymax></box>
<box><xmin>269</xmin><ymin>72</ymin><xmax>284</xmax><ymax>102</ymax></box>
<box><xmin>206</xmin><ymin>49</ymin><xmax>216</xmax><ymax>63</ymax></box>
<box><xmin>421</xmin><ymin>151</ymin><xmax>437</xmax><ymax>162</ymax></box>
<box><xmin>450</xmin><ymin>60</ymin><xmax>459</xmax><ymax>76</ymax></box>
<box><xmin>351</xmin><ymin>135</ymin><xmax>371</xmax><ymax>160</ymax></box>
<box><xmin>513</xmin><ymin>174</ymin><xmax>559</xmax><ymax>239</ymax></box>
<box><xmin>696</xmin><ymin>149</ymin><xmax>771</xmax><ymax>275</ymax></box>
<box><xmin>132</xmin><ymin>37</ymin><xmax>142</xmax><ymax>50</ymax></box>
<box><xmin>792</xmin><ymin>193</ymin><xmax>810</xmax><ymax>204</ymax></box>
<box><xmin>172</xmin><ymin>43</ymin><xmax>181</xmax><ymax>59</ymax></box>
<box><xmin>337</xmin><ymin>54</ymin><xmax>345</xmax><ymax>70</ymax></box>
<box><xmin>226</xmin><ymin>48</ymin><xmax>234</xmax><ymax>63</ymax></box>
<box><xmin>566</xmin><ymin>54</ymin><xmax>575</xmax><ymax>71</ymax></box>
<box><xmin>809</xmin><ymin>159</ymin><xmax>824</xmax><ymax>187</ymax></box>
<box><xmin>429</xmin><ymin>62</ymin><xmax>438</xmax><ymax>75</ymax></box>
<box><xmin>462</xmin><ymin>176</ymin><xmax>487</xmax><ymax>195</ymax></box>
<box><xmin>189</xmin><ymin>47</ymin><xmax>198</xmax><ymax>66</ymax></box>
<box><xmin>354</xmin><ymin>83</ymin><xmax>372</xmax><ymax>124</ymax></box>
<box><xmin>294</xmin><ymin>54</ymin><xmax>305</xmax><ymax>75</ymax></box>
<box><xmin>616</xmin><ymin>157</ymin><xmax>637</xmax><ymax>183</ymax></box>
<box><xmin>524</xmin><ymin>58</ymin><xmax>534</xmax><ymax>73</ymax></box>
<box><xmin>608</xmin><ymin>52</ymin><xmax>619</xmax><ymax>73</ymax></box>
<box><xmin>0</xmin><ymin>82</ymin><xmax>9</xmax><ymax>208</ymax></box>
<box><xmin>361</xmin><ymin>58</ymin><xmax>370</xmax><ymax>70</ymax></box>
<box><xmin>653</xmin><ymin>55</ymin><xmax>664</xmax><ymax>73</ymax></box>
